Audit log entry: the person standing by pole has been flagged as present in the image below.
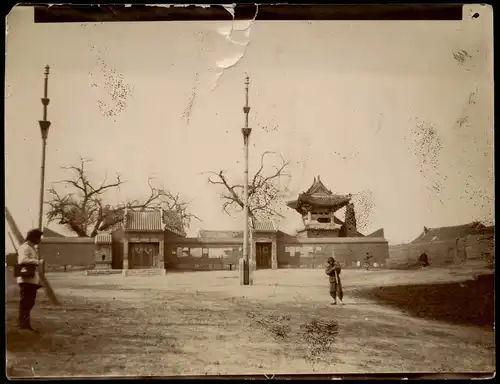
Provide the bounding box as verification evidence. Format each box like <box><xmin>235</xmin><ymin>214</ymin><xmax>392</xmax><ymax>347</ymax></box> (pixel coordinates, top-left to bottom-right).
<box><xmin>325</xmin><ymin>256</ymin><xmax>344</xmax><ymax>305</ymax></box>
<box><xmin>15</xmin><ymin>229</ymin><xmax>44</xmax><ymax>332</ymax></box>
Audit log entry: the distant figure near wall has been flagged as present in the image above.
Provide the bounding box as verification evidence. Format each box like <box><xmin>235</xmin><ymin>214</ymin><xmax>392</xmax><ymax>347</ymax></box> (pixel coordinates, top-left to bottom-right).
<box><xmin>419</xmin><ymin>252</ymin><xmax>430</xmax><ymax>267</ymax></box>
<box><xmin>363</xmin><ymin>252</ymin><xmax>374</xmax><ymax>270</ymax></box>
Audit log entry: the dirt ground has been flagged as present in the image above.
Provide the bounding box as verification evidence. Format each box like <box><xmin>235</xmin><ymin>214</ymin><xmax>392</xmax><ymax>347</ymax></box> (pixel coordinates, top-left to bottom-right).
<box><xmin>5</xmin><ymin>263</ymin><xmax>495</xmax><ymax>377</ymax></box>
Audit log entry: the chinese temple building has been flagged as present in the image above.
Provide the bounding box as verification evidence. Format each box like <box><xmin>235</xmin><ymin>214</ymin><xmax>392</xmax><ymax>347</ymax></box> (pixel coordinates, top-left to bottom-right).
<box><xmin>287</xmin><ymin>176</ymin><xmax>363</xmax><ymax>238</ymax></box>
<box><xmin>41</xmin><ymin>177</ymin><xmax>390</xmax><ymax>275</ymax></box>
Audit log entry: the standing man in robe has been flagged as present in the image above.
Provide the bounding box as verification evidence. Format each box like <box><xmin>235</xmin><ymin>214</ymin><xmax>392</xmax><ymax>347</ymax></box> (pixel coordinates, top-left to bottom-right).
<box><xmin>16</xmin><ymin>229</ymin><xmax>43</xmax><ymax>332</ymax></box>
<box><xmin>325</xmin><ymin>256</ymin><xmax>343</xmax><ymax>305</ymax></box>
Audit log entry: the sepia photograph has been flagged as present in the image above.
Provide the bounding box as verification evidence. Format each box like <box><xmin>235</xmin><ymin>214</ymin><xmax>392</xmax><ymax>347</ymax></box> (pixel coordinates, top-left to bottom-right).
<box><xmin>4</xmin><ymin>3</ymin><xmax>494</xmax><ymax>379</ymax></box>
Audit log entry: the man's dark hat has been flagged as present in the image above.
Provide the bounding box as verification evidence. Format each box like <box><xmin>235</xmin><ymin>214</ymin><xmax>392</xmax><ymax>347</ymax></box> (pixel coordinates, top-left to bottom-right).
<box><xmin>26</xmin><ymin>228</ymin><xmax>44</xmax><ymax>239</ymax></box>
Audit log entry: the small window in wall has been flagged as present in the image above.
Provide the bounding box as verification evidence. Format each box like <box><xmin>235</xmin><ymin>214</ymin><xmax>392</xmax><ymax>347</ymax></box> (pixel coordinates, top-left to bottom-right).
<box><xmin>317</xmin><ymin>217</ymin><xmax>331</xmax><ymax>223</ymax></box>
<box><xmin>301</xmin><ymin>246</ymin><xmax>314</xmax><ymax>258</ymax></box>
<box><xmin>191</xmin><ymin>248</ymin><xmax>202</xmax><ymax>258</ymax></box>
<box><xmin>101</xmin><ymin>254</ymin><xmax>106</xmax><ymax>261</ymax></box>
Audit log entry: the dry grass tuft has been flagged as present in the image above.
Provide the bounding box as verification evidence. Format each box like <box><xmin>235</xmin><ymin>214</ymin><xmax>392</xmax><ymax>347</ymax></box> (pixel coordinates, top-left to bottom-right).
<box><xmin>249</xmin><ymin>313</ymin><xmax>292</xmax><ymax>339</ymax></box>
<box><xmin>301</xmin><ymin>318</ymin><xmax>339</xmax><ymax>358</ymax></box>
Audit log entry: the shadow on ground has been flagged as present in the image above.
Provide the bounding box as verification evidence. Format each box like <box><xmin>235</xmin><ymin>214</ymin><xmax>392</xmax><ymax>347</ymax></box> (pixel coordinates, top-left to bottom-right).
<box><xmin>351</xmin><ymin>274</ymin><xmax>494</xmax><ymax>329</ymax></box>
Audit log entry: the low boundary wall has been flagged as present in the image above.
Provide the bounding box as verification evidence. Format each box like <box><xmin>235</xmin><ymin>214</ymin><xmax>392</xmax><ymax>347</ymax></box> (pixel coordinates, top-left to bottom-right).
<box><xmin>39</xmin><ymin>237</ymin><xmax>95</xmax><ymax>269</ymax></box>
<box><xmin>388</xmin><ymin>234</ymin><xmax>494</xmax><ymax>269</ymax></box>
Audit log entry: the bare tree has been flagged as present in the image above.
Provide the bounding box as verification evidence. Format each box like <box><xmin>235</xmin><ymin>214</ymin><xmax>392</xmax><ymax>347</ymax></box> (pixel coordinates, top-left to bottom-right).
<box><xmin>205</xmin><ymin>151</ymin><xmax>291</xmax><ymax>221</ymax></box>
<box><xmin>46</xmin><ymin>158</ymin><xmax>199</xmax><ymax>237</ymax></box>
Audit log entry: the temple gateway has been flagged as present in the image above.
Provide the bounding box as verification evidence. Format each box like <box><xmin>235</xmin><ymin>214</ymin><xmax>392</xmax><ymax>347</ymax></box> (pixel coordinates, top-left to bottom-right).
<box><xmin>41</xmin><ymin>176</ymin><xmax>389</xmax><ymax>275</ymax></box>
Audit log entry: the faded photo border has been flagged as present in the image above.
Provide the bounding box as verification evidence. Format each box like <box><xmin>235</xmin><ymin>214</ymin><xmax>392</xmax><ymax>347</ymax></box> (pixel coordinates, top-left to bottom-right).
<box><xmin>32</xmin><ymin>3</ymin><xmax>465</xmax><ymax>22</ymax></box>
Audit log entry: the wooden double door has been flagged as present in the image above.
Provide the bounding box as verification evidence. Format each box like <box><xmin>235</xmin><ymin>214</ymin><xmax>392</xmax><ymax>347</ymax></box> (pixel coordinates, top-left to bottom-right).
<box><xmin>256</xmin><ymin>242</ymin><xmax>272</xmax><ymax>269</ymax></box>
<box><xmin>129</xmin><ymin>243</ymin><xmax>160</xmax><ymax>269</ymax></box>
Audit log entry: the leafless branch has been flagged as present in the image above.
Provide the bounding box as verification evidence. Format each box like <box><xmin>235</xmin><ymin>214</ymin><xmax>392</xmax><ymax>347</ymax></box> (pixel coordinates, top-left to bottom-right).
<box><xmin>45</xmin><ymin>159</ymin><xmax>198</xmax><ymax>237</ymax></box>
<box><xmin>205</xmin><ymin>151</ymin><xmax>290</xmax><ymax>221</ymax></box>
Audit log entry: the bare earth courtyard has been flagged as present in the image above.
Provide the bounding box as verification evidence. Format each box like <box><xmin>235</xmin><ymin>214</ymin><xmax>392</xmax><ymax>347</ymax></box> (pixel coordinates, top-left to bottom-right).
<box><xmin>5</xmin><ymin>265</ymin><xmax>495</xmax><ymax>377</ymax></box>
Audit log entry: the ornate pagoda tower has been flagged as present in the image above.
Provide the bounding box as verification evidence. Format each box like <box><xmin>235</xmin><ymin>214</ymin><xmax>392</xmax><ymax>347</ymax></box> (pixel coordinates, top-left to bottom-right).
<box><xmin>287</xmin><ymin>176</ymin><xmax>361</xmax><ymax>238</ymax></box>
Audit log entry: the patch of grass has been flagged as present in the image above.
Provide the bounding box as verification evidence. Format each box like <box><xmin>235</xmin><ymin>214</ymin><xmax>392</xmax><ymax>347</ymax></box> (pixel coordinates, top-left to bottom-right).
<box><xmin>352</xmin><ymin>274</ymin><xmax>494</xmax><ymax>328</ymax></box>
<box><xmin>301</xmin><ymin>318</ymin><xmax>339</xmax><ymax>359</ymax></box>
<box><xmin>248</xmin><ymin>310</ymin><xmax>340</xmax><ymax>362</ymax></box>
<box><xmin>249</xmin><ymin>313</ymin><xmax>292</xmax><ymax>339</ymax></box>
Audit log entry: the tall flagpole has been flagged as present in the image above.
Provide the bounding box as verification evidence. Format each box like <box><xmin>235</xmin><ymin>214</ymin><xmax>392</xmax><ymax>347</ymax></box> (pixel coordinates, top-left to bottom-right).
<box><xmin>38</xmin><ymin>65</ymin><xmax>51</xmax><ymax>234</ymax></box>
<box><xmin>240</xmin><ymin>75</ymin><xmax>253</xmax><ymax>286</ymax></box>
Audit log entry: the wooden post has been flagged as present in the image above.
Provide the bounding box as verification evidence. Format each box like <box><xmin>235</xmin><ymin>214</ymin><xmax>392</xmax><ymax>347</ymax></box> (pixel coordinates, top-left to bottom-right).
<box><xmin>38</xmin><ymin>260</ymin><xmax>60</xmax><ymax>305</ymax></box>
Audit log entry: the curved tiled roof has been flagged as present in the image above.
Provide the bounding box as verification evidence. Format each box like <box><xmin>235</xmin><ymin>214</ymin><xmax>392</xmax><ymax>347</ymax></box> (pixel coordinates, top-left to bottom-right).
<box><xmin>252</xmin><ymin>219</ymin><xmax>277</xmax><ymax>232</ymax></box>
<box><xmin>126</xmin><ymin>210</ymin><xmax>164</xmax><ymax>232</ymax></box>
<box><xmin>287</xmin><ymin>177</ymin><xmax>352</xmax><ymax>210</ymax></box>
<box><xmin>287</xmin><ymin>194</ymin><xmax>351</xmax><ymax>210</ymax></box>
<box><xmin>304</xmin><ymin>176</ymin><xmax>332</xmax><ymax>195</ymax></box>
<box><xmin>299</xmin><ymin>194</ymin><xmax>351</xmax><ymax>206</ymax></box>
<box><xmin>107</xmin><ymin>209</ymin><xmax>186</xmax><ymax>236</ymax></box>
<box><xmin>95</xmin><ymin>233</ymin><xmax>112</xmax><ymax>244</ymax></box>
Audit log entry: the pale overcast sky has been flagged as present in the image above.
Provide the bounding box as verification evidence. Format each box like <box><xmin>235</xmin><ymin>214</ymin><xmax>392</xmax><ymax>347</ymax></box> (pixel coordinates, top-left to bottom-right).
<box><xmin>5</xmin><ymin>5</ymin><xmax>493</xmax><ymax>251</ymax></box>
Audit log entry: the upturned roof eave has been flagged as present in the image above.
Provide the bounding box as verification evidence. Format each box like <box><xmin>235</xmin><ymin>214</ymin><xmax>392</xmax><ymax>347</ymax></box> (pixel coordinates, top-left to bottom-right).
<box><xmin>287</xmin><ymin>198</ymin><xmax>351</xmax><ymax>210</ymax></box>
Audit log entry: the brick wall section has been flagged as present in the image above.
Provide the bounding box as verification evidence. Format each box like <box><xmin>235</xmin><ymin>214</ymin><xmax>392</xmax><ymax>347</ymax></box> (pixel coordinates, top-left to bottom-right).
<box><xmin>164</xmin><ymin>235</ymin><xmax>243</xmax><ymax>271</ymax></box>
<box><xmin>39</xmin><ymin>237</ymin><xmax>95</xmax><ymax>267</ymax></box>
<box><xmin>387</xmin><ymin>234</ymin><xmax>494</xmax><ymax>269</ymax></box>
<box><xmin>464</xmin><ymin>234</ymin><xmax>494</xmax><ymax>264</ymax></box>
<box><xmin>164</xmin><ymin>234</ymin><xmax>389</xmax><ymax>271</ymax></box>
<box><xmin>278</xmin><ymin>235</ymin><xmax>389</xmax><ymax>269</ymax></box>
<box><xmin>36</xmin><ymin>233</ymin><xmax>391</xmax><ymax>271</ymax></box>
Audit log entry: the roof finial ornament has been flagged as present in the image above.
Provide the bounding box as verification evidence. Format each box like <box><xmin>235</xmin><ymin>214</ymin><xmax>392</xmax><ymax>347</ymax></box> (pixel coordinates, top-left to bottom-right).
<box><xmin>313</xmin><ymin>176</ymin><xmax>316</xmax><ymax>183</ymax></box>
<box><xmin>317</xmin><ymin>175</ymin><xmax>321</xmax><ymax>181</ymax></box>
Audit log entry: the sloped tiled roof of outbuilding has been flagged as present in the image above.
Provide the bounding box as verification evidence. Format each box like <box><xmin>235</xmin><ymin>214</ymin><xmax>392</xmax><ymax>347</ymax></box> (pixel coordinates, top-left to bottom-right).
<box><xmin>119</xmin><ymin>209</ymin><xmax>186</xmax><ymax>236</ymax></box>
<box><xmin>252</xmin><ymin>219</ymin><xmax>278</xmax><ymax>232</ymax></box>
<box><xmin>95</xmin><ymin>233</ymin><xmax>112</xmax><ymax>244</ymax></box>
<box><xmin>126</xmin><ymin>210</ymin><xmax>164</xmax><ymax>232</ymax></box>
<box><xmin>411</xmin><ymin>222</ymin><xmax>485</xmax><ymax>243</ymax></box>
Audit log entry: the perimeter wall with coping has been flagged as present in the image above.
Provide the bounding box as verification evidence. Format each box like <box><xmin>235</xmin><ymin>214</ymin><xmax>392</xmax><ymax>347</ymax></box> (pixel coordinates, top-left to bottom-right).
<box><xmin>37</xmin><ymin>232</ymin><xmax>390</xmax><ymax>271</ymax></box>
<box><xmin>36</xmin><ymin>231</ymin><xmax>493</xmax><ymax>272</ymax></box>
